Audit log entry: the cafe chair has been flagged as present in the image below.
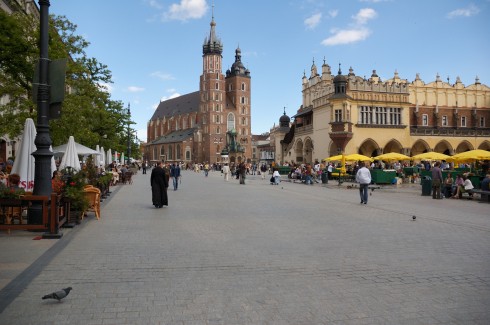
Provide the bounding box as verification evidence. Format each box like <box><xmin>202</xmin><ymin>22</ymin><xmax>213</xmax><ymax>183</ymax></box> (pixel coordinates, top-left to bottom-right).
<box><xmin>83</xmin><ymin>187</ymin><xmax>101</xmax><ymax>220</ymax></box>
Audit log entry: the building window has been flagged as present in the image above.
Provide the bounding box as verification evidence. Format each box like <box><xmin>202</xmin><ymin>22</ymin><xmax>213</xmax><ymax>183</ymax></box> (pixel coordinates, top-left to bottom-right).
<box><xmin>168</xmin><ymin>145</ymin><xmax>173</xmax><ymax>160</ymax></box>
<box><xmin>242</xmin><ymin>107</ymin><xmax>246</xmax><ymax>114</ymax></box>
<box><xmin>229</xmin><ymin>84</ymin><xmax>233</xmax><ymax>91</ymax></box>
<box><xmin>240</xmin><ymin>97</ymin><xmax>246</xmax><ymax>104</ymax></box>
<box><xmin>215</xmin><ymin>115</ymin><xmax>220</xmax><ymax>123</ymax></box>
<box><xmin>216</xmin><ymin>126</ymin><xmax>220</xmax><ymax>134</ymax></box>
<box><xmin>186</xmin><ymin>150</ymin><xmax>190</xmax><ymax>160</ymax></box>
<box><xmin>480</xmin><ymin>117</ymin><xmax>485</xmax><ymax>127</ymax></box>
<box><xmin>241</xmin><ymin>83</ymin><xmax>246</xmax><ymax>91</ymax></box>
<box><xmin>422</xmin><ymin>114</ymin><xmax>428</xmax><ymax>126</ymax></box>
<box><xmin>442</xmin><ymin>115</ymin><xmax>448</xmax><ymax>127</ymax></box>
<box><xmin>215</xmin><ymin>82</ymin><xmax>219</xmax><ymax>90</ymax></box>
<box><xmin>227</xmin><ymin>113</ymin><xmax>235</xmax><ymax>131</ymax></box>
<box><xmin>334</xmin><ymin>109</ymin><xmax>342</xmax><ymax>122</ymax></box>
<box><xmin>176</xmin><ymin>145</ymin><xmax>181</xmax><ymax>160</ymax></box>
<box><xmin>461</xmin><ymin>116</ymin><xmax>467</xmax><ymax>127</ymax></box>
<box><xmin>242</xmin><ymin>117</ymin><xmax>246</xmax><ymax>125</ymax></box>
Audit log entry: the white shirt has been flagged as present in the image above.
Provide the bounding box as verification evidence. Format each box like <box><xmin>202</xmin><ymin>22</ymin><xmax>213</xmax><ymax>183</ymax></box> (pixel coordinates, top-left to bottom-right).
<box><xmin>463</xmin><ymin>179</ymin><xmax>474</xmax><ymax>190</ymax></box>
<box><xmin>356</xmin><ymin>167</ymin><xmax>372</xmax><ymax>184</ymax></box>
<box><xmin>272</xmin><ymin>170</ymin><xmax>280</xmax><ymax>177</ymax></box>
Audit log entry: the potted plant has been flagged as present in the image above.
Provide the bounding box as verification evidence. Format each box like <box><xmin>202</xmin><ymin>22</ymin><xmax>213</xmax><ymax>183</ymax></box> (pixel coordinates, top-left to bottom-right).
<box><xmin>62</xmin><ymin>171</ymin><xmax>89</xmax><ymax>223</ymax></box>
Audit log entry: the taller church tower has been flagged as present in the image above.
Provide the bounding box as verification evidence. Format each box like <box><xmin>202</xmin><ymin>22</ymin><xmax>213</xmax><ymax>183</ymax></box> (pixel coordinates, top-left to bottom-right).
<box><xmin>198</xmin><ymin>10</ymin><xmax>252</xmax><ymax>163</ymax></box>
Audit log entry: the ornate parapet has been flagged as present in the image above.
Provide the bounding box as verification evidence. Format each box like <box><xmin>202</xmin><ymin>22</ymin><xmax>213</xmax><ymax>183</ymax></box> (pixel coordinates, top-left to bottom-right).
<box><xmin>410</xmin><ymin>127</ymin><xmax>490</xmax><ymax>137</ymax></box>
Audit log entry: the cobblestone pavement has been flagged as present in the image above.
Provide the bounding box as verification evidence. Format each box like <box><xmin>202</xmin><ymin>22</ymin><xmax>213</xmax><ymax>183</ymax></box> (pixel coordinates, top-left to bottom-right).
<box><xmin>0</xmin><ymin>170</ymin><xmax>489</xmax><ymax>324</ymax></box>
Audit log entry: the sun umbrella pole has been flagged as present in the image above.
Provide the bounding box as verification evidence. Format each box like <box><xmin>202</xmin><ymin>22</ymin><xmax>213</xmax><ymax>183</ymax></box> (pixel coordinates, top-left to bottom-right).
<box><xmin>31</xmin><ymin>0</ymin><xmax>55</xmax><ymax>229</ymax></box>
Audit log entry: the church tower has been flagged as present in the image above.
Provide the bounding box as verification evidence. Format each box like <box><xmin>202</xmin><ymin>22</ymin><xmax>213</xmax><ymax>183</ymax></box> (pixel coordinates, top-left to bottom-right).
<box><xmin>225</xmin><ymin>46</ymin><xmax>252</xmax><ymax>161</ymax></box>
<box><xmin>199</xmin><ymin>11</ymin><xmax>226</xmax><ymax>163</ymax></box>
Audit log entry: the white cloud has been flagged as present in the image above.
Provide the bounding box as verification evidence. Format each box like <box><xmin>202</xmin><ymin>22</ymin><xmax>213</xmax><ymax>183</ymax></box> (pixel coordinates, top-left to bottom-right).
<box><xmin>127</xmin><ymin>86</ymin><xmax>145</xmax><ymax>92</ymax></box>
<box><xmin>359</xmin><ymin>0</ymin><xmax>390</xmax><ymax>3</ymax></box>
<box><xmin>353</xmin><ymin>8</ymin><xmax>377</xmax><ymax>25</ymax></box>
<box><xmin>147</xmin><ymin>0</ymin><xmax>163</xmax><ymax>9</ymax></box>
<box><xmin>447</xmin><ymin>4</ymin><xmax>480</xmax><ymax>19</ymax></box>
<box><xmin>321</xmin><ymin>28</ymin><xmax>371</xmax><ymax>46</ymax></box>
<box><xmin>304</xmin><ymin>13</ymin><xmax>322</xmax><ymax>29</ymax></box>
<box><xmin>328</xmin><ymin>9</ymin><xmax>339</xmax><ymax>18</ymax></box>
<box><xmin>164</xmin><ymin>0</ymin><xmax>208</xmax><ymax>21</ymax></box>
<box><xmin>150</xmin><ymin>71</ymin><xmax>175</xmax><ymax>80</ymax></box>
<box><xmin>160</xmin><ymin>92</ymin><xmax>181</xmax><ymax>101</ymax></box>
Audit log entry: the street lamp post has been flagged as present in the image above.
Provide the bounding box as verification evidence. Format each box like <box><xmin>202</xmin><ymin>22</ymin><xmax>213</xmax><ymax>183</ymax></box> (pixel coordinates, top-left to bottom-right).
<box><xmin>32</xmin><ymin>0</ymin><xmax>58</xmax><ymax>236</ymax></box>
<box><xmin>125</xmin><ymin>103</ymin><xmax>131</xmax><ymax>164</ymax></box>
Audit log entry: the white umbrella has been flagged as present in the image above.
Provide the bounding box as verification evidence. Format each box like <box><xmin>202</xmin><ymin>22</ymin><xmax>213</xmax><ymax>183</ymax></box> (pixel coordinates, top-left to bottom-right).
<box><xmin>120</xmin><ymin>152</ymin><xmax>125</xmax><ymax>165</ymax></box>
<box><xmin>50</xmin><ymin>145</ymin><xmax>57</xmax><ymax>176</ymax></box>
<box><xmin>11</xmin><ymin>118</ymin><xmax>37</xmax><ymax>190</ymax></box>
<box><xmin>100</xmin><ymin>146</ymin><xmax>106</xmax><ymax>167</ymax></box>
<box><xmin>95</xmin><ymin>145</ymin><xmax>100</xmax><ymax>167</ymax></box>
<box><xmin>107</xmin><ymin>149</ymin><xmax>112</xmax><ymax>166</ymax></box>
<box><xmin>114</xmin><ymin>151</ymin><xmax>118</xmax><ymax>164</ymax></box>
<box><xmin>59</xmin><ymin>136</ymin><xmax>81</xmax><ymax>171</ymax></box>
<box><xmin>53</xmin><ymin>141</ymin><xmax>100</xmax><ymax>156</ymax></box>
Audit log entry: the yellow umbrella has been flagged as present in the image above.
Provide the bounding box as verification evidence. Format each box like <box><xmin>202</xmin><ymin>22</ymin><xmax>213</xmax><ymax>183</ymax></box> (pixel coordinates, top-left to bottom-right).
<box><xmin>373</xmin><ymin>152</ymin><xmax>411</xmax><ymax>161</ymax></box>
<box><xmin>344</xmin><ymin>153</ymin><xmax>373</xmax><ymax>162</ymax></box>
<box><xmin>411</xmin><ymin>152</ymin><xmax>449</xmax><ymax>161</ymax></box>
<box><xmin>341</xmin><ymin>154</ymin><xmax>346</xmax><ymax>174</ymax></box>
<box><xmin>324</xmin><ymin>154</ymin><xmax>372</xmax><ymax>162</ymax></box>
<box><xmin>323</xmin><ymin>154</ymin><xmax>343</xmax><ymax>161</ymax></box>
<box><xmin>447</xmin><ymin>149</ymin><xmax>490</xmax><ymax>162</ymax></box>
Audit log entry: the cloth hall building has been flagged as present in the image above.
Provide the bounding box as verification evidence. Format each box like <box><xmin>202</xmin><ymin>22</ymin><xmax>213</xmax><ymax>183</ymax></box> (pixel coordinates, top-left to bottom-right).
<box><xmin>146</xmin><ymin>15</ymin><xmax>252</xmax><ymax>164</ymax></box>
<box><xmin>272</xmin><ymin>59</ymin><xmax>490</xmax><ymax>165</ymax></box>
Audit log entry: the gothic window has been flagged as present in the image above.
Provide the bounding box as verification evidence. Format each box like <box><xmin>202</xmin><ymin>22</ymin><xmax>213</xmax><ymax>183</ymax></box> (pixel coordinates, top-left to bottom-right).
<box><xmin>176</xmin><ymin>145</ymin><xmax>181</xmax><ymax>160</ymax></box>
<box><xmin>185</xmin><ymin>150</ymin><xmax>191</xmax><ymax>160</ymax></box>
<box><xmin>175</xmin><ymin>120</ymin><xmax>179</xmax><ymax>130</ymax></box>
<box><xmin>229</xmin><ymin>84</ymin><xmax>233</xmax><ymax>91</ymax></box>
<box><xmin>241</xmin><ymin>83</ymin><xmax>246</xmax><ymax>91</ymax></box>
<box><xmin>422</xmin><ymin>114</ymin><xmax>428</xmax><ymax>126</ymax></box>
<box><xmin>153</xmin><ymin>147</ymin><xmax>158</xmax><ymax>160</ymax></box>
<box><xmin>240</xmin><ymin>97</ymin><xmax>245</xmax><ymax>104</ymax></box>
<box><xmin>442</xmin><ymin>115</ymin><xmax>448</xmax><ymax>127</ymax></box>
<box><xmin>160</xmin><ymin>146</ymin><xmax>165</xmax><ymax>157</ymax></box>
<box><xmin>217</xmin><ymin>126</ymin><xmax>221</xmax><ymax>134</ymax></box>
<box><xmin>461</xmin><ymin>116</ymin><xmax>467</xmax><ymax>127</ymax></box>
<box><xmin>227</xmin><ymin>113</ymin><xmax>235</xmax><ymax>131</ymax></box>
<box><xmin>242</xmin><ymin>107</ymin><xmax>246</xmax><ymax>114</ymax></box>
<box><xmin>183</xmin><ymin>118</ymin><xmax>187</xmax><ymax>129</ymax></box>
<box><xmin>215</xmin><ymin>82</ymin><xmax>219</xmax><ymax>90</ymax></box>
<box><xmin>168</xmin><ymin>145</ymin><xmax>173</xmax><ymax>160</ymax></box>
<box><xmin>242</xmin><ymin>117</ymin><xmax>246</xmax><ymax>125</ymax></box>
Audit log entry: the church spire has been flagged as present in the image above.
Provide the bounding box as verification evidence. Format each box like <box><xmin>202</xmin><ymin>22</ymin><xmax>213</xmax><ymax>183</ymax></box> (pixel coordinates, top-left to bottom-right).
<box><xmin>203</xmin><ymin>5</ymin><xmax>222</xmax><ymax>55</ymax></box>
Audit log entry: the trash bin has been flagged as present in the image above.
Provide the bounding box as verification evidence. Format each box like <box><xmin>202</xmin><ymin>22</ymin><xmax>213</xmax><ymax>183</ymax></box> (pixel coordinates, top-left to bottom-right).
<box><xmin>421</xmin><ymin>176</ymin><xmax>432</xmax><ymax>196</ymax></box>
<box><xmin>321</xmin><ymin>170</ymin><xmax>328</xmax><ymax>184</ymax></box>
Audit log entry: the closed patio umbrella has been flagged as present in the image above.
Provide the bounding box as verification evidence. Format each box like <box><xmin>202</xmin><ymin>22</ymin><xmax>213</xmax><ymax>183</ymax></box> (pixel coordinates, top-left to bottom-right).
<box><xmin>11</xmin><ymin>118</ymin><xmax>37</xmax><ymax>190</ymax></box>
<box><xmin>106</xmin><ymin>149</ymin><xmax>112</xmax><ymax>166</ymax></box>
<box><xmin>120</xmin><ymin>152</ymin><xmax>125</xmax><ymax>165</ymax></box>
<box><xmin>59</xmin><ymin>136</ymin><xmax>81</xmax><ymax>171</ymax></box>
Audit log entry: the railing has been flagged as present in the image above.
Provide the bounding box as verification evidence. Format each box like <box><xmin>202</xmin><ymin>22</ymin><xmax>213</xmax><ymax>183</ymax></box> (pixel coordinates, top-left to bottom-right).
<box><xmin>0</xmin><ymin>193</ymin><xmax>68</xmax><ymax>236</ymax></box>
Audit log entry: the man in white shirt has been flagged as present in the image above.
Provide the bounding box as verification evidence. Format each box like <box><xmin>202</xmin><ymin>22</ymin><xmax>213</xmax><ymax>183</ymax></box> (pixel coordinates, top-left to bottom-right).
<box><xmin>356</xmin><ymin>162</ymin><xmax>372</xmax><ymax>204</ymax></box>
<box><xmin>222</xmin><ymin>163</ymin><xmax>230</xmax><ymax>181</ymax></box>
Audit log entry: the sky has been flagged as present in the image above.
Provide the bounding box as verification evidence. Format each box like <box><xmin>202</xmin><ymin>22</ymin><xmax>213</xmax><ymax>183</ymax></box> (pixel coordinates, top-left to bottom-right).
<box><xmin>50</xmin><ymin>0</ymin><xmax>490</xmax><ymax>143</ymax></box>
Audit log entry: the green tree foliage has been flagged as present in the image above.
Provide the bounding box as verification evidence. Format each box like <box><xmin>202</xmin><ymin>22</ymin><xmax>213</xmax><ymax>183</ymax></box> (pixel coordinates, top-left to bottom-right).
<box><xmin>0</xmin><ymin>13</ymin><xmax>139</xmax><ymax>159</ymax></box>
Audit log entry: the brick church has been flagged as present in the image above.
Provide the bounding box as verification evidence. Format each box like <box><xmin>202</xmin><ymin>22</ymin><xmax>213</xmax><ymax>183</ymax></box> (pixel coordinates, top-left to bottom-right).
<box><xmin>146</xmin><ymin>14</ymin><xmax>252</xmax><ymax>164</ymax></box>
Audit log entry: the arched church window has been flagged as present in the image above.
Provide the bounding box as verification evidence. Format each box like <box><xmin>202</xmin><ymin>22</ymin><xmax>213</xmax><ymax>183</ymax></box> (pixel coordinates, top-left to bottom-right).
<box><xmin>227</xmin><ymin>113</ymin><xmax>235</xmax><ymax>131</ymax></box>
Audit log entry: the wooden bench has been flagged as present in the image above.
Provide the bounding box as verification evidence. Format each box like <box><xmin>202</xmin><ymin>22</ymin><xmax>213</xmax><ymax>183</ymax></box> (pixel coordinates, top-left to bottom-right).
<box><xmin>471</xmin><ymin>189</ymin><xmax>490</xmax><ymax>203</ymax></box>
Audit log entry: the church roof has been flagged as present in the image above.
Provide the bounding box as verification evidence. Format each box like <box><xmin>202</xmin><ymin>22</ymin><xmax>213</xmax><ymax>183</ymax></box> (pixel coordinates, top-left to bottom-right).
<box><xmin>149</xmin><ymin>128</ymin><xmax>197</xmax><ymax>145</ymax></box>
<box><xmin>150</xmin><ymin>91</ymin><xmax>200</xmax><ymax>121</ymax></box>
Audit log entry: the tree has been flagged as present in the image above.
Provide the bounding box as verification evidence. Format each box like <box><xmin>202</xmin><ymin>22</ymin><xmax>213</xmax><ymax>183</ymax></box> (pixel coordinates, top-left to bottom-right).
<box><xmin>0</xmin><ymin>12</ymin><xmax>137</xmax><ymax>158</ymax></box>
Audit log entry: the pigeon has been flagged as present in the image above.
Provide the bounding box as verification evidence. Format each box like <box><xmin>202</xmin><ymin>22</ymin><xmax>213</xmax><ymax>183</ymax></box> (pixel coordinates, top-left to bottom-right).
<box><xmin>42</xmin><ymin>287</ymin><xmax>72</xmax><ymax>301</ymax></box>
<box><xmin>412</xmin><ymin>215</ymin><xmax>416</xmax><ymax>221</ymax></box>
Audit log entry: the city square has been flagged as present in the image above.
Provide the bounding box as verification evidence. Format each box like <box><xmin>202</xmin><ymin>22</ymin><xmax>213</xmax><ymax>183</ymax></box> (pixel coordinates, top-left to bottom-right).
<box><xmin>1</xmin><ymin>171</ymin><xmax>489</xmax><ymax>324</ymax></box>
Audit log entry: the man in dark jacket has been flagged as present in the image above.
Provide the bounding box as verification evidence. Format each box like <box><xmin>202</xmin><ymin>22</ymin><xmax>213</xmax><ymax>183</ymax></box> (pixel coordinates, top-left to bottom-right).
<box><xmin>151</xmin><ymin>161</ymin><xmax>168</xmax><ymax>208</ymax></box>
<box><xmin>170</xmin><ymin>163</ymin><xmax>181</xmax><ymax>190</ymax></box>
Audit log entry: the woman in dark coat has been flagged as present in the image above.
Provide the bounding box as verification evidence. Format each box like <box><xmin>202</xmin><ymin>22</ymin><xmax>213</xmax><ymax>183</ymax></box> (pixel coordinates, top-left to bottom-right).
<box><xmin>151</xmin><ymin>161</ymin><xmax>168</xmax><ymax>208</ymax></box>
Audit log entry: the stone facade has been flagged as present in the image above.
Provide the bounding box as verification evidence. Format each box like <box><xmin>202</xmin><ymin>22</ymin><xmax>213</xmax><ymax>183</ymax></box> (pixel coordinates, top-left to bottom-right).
<box><xmin>273</xmin><ymin>59</ymin><xmax>490</xmax><ymax>165</ymax></box>
<box><xmin>146</xmin><ymin>15</ymin><xmax>252</xmax><ymax>164</ymax></box>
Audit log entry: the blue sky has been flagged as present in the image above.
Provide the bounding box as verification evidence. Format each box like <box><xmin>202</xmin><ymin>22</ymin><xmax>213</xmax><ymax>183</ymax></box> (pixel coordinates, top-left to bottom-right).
<box><xmin>50</xmin><ymin>0</ymin><xmax>490</xmax><ymax>142</ymax></box>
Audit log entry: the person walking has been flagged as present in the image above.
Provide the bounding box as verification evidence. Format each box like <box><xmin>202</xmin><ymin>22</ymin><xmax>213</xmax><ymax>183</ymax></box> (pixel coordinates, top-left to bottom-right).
<box><xmin>150</xmin><ymin>161</ymin><xmax>168</xmax><ymax>208</ymax></box>
<box><xmin>260</xmin><ymin>164</ymin><xmax>267</xmax><ymax>180</ymax></box>
<box><xmin>170</xmin><ymin>163</ymin><xmax>181</xmax><ymax>190</ymax></box>
<box><xmin>355</xmin><ymin>162</ymin><xmax>372</xmax><ymax>204</ymax></box>
<box><xmin>222</xmin><ymin>163</ymin><xmax>230</xmax><ymax>181</ymax></box>
<box><xmin>142</xmin><ymin>161</ymin><xmax>147</xmax><ymax>174</ymax></box>
<box><xmin>238</xmin><ymin>161</ymin><xmax>246</xmax><ymax>184</ymax></box>
<box><xmin>431</xmin><ymin>161</ymin><xmax>443</xmax><ymax>199</ymax></box>
<box><xmin>204</xmin><ymin>162</ymin><xmax>209</xmax><ymax>177</ymax></box>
